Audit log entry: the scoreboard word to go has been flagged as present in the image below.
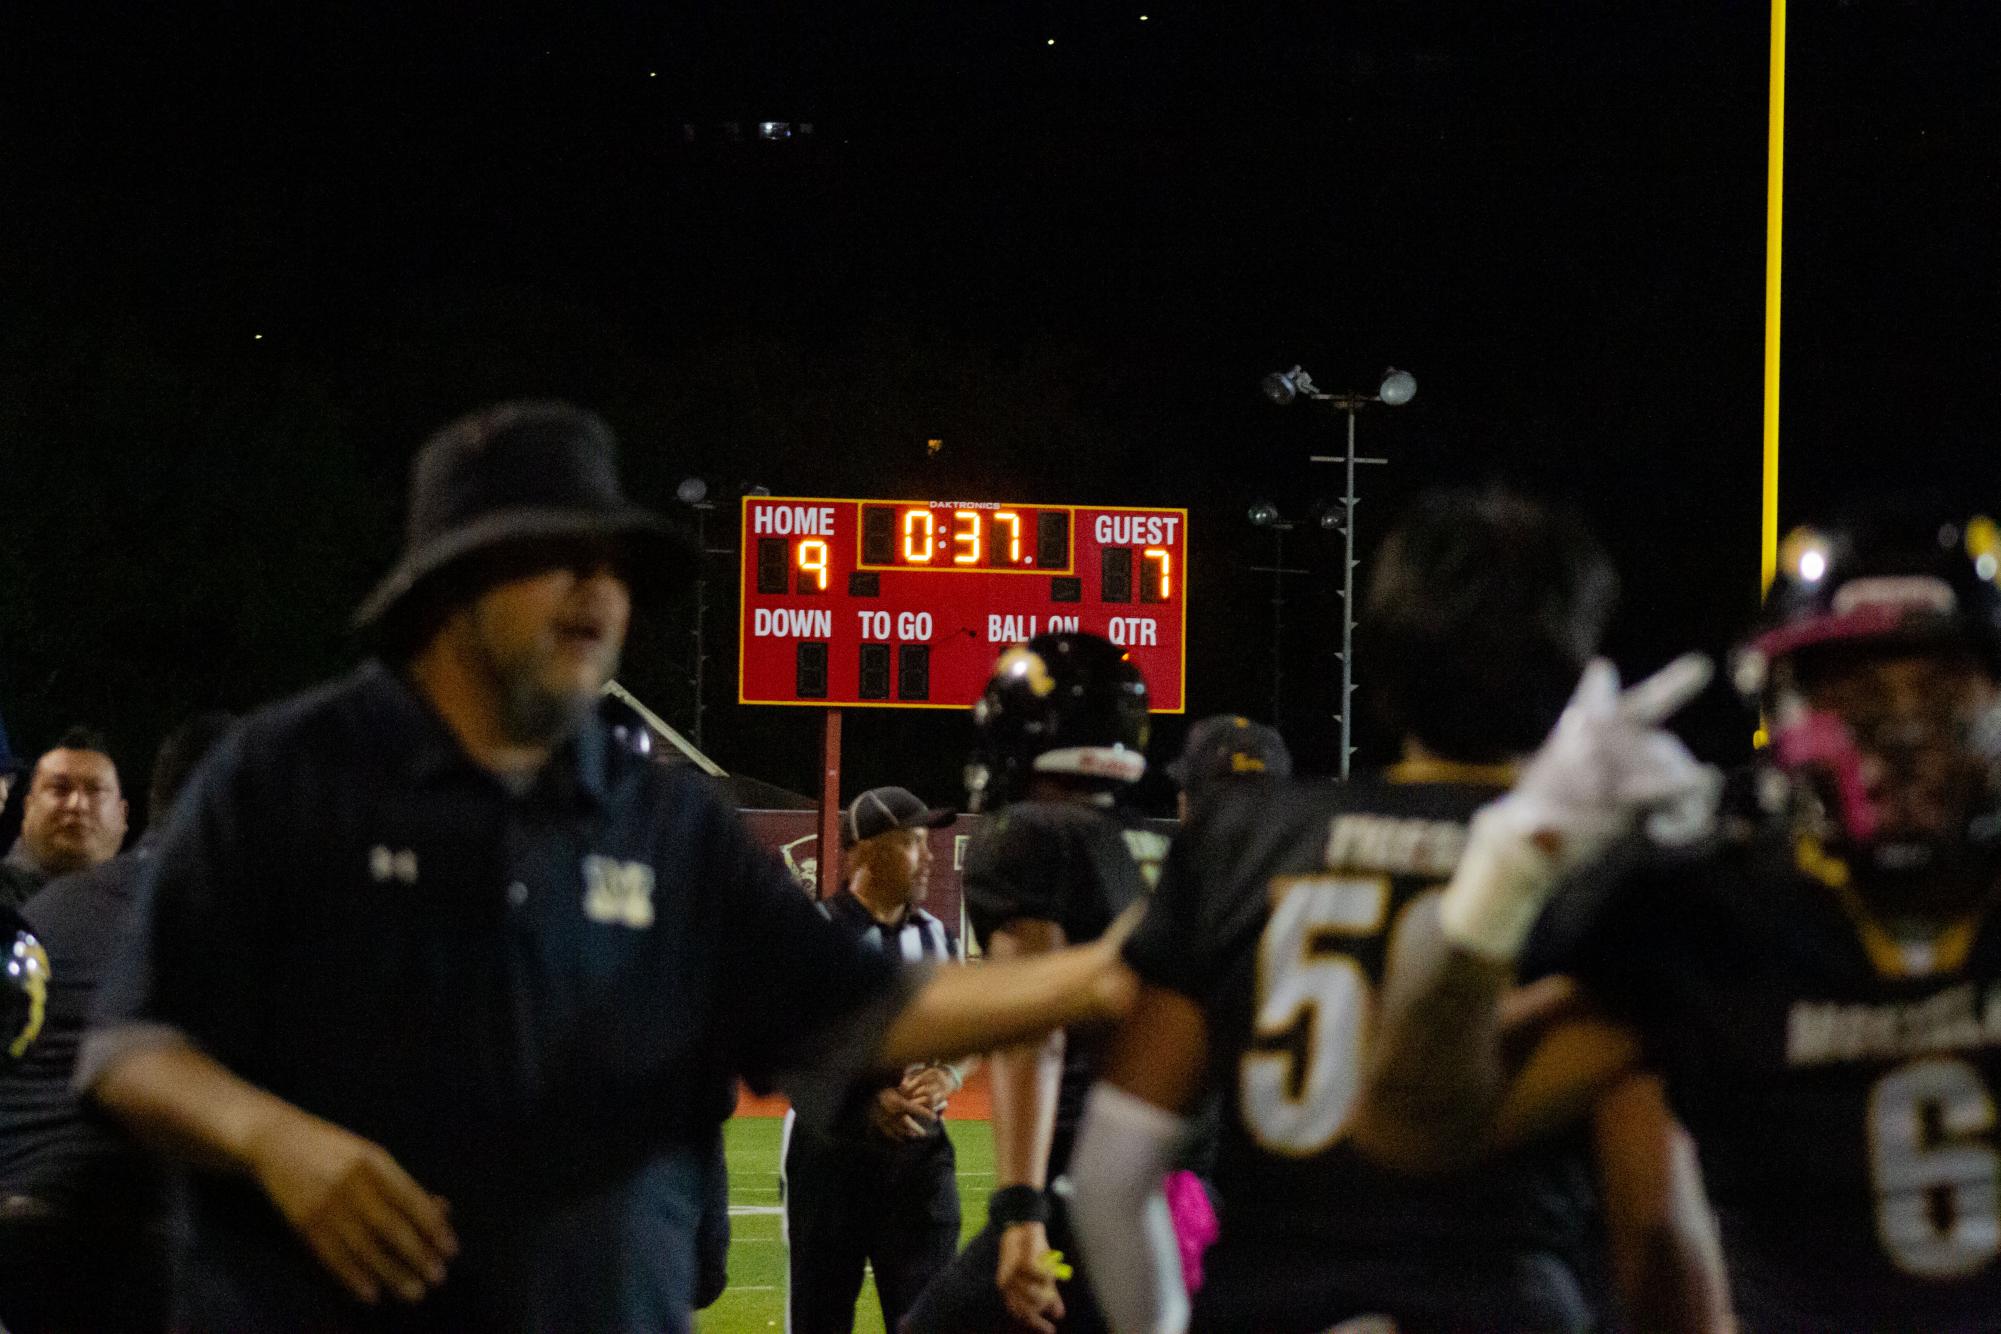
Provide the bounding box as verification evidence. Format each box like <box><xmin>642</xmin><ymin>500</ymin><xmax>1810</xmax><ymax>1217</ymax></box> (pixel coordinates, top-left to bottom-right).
<box><xmin>738</xmin><ymin>497</ymin><xmax>1187</xmax><ymax>711</ymax></box>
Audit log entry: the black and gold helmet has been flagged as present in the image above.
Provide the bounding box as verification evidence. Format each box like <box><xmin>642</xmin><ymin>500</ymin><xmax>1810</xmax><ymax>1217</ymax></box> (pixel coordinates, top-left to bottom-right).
<box><xmin>965</xmin><ymin>633</ymin><xmax>1150</xmax><ymax>812</ymax></box>
<box><xmin>1733</xmin><ymin>507</ymin><xmax>2001</xmax><ymax>877</ymax></box>
<box><xmin>1736</xmin><ymin>513</ymin><xmax>2001</xmax><ymax>698</ymax></box>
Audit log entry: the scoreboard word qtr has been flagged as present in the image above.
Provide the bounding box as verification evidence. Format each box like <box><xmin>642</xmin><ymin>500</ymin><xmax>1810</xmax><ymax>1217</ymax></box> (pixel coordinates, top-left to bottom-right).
<box><xmin>737</xmin><ymin>497</ymin><xmax>1187</xmax><ymax>711</ymax></box>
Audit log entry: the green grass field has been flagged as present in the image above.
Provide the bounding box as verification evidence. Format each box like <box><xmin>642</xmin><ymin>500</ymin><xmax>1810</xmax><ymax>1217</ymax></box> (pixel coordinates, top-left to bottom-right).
<box><xmin>696</xmin><ymin>1116</ymin><xmax>996</xmax><ymax>1334</ymax></box>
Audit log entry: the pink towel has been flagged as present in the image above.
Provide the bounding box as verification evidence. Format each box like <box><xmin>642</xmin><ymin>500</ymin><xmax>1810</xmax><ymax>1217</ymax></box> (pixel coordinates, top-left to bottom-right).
<box><xmin>1163</xmin><ymin>1169</ymin><xmax>1220</xmax><ymax>1294</ymax></box>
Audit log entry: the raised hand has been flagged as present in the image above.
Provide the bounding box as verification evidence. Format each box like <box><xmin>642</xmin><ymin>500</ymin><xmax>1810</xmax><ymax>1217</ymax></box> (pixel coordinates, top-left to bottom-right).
<box><xmin>1439</xmin><ymin>654</ymin><xmax>1721</xmax><ymax>962</ymax></box>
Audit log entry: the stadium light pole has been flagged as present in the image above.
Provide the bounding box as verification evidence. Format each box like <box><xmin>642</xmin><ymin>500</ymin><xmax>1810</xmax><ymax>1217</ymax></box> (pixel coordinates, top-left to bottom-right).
<box><xmin>674</xmin><ymin>478</ymin><xmax>717</xmax><ymax>750</ymax></box>
<box><xmin>1261</xmin><ymin>366</ymin><xmax>1414</xmax><ymax>779</ymax></box>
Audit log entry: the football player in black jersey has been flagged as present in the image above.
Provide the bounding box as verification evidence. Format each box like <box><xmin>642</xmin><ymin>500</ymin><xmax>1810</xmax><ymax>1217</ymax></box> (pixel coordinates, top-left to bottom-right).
<box><xmin>1070</xmin><ymin>489</ymin><xmax>1731</xmax><ymax>1333</ymax></box>
<box><xmin>906</xmin><ymin>633</ymin><xmax>1164</xmax><ymax>1334</ymax></box>
<box><xmin>1364</xmin><ymin>505</ymin><xmax>2001</xmax><ymax>1331</ymax></box>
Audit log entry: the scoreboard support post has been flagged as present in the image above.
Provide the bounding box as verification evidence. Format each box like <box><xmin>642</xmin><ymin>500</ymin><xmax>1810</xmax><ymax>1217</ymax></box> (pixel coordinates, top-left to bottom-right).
<box><xmin>816</xmin><ymin>708</ymin><xmax>843</xmax><ymax>899</ymax></box>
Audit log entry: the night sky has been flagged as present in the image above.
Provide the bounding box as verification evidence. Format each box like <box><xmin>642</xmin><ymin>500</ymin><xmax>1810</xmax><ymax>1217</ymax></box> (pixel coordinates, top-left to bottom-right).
<box><xmin>4</xmin><ymin>1</ymin><xmax>1999</xmax><ymax>819</ymax></box>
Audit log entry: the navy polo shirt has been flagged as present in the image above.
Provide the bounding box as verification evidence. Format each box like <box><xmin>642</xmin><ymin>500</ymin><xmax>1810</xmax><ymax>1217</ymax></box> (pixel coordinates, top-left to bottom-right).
<box><xmin>86</xmin><ymin>662</ymin><xmax>908</xmax><ymax>1330</ymax></box>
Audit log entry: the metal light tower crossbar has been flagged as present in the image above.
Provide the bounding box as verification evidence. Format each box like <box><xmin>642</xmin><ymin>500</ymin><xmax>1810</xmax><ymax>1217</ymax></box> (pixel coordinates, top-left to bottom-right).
<box><xmin>1261</xmin><ymin>366</ymin><xmax>1414</xmax><ymax>778</ymax></box>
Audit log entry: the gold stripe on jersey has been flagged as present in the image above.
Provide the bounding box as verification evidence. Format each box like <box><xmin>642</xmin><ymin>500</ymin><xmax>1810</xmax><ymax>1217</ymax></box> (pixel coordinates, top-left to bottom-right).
<box><xmin>1385</xmin><ymin>757</ymin><xmax>1519</xmax><ymax>788</ymax></box>
<box><xmin>1795</xmin><ymin>834</ymin><xmax>1981</xmax><ymax>979</ymax></box>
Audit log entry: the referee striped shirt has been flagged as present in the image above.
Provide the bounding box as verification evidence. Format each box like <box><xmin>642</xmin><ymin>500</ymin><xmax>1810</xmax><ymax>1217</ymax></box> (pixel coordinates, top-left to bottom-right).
<box><xmin>820</xmin><ymin>890</ymin><xmax>956</xmax><ymax>964</ymax></box>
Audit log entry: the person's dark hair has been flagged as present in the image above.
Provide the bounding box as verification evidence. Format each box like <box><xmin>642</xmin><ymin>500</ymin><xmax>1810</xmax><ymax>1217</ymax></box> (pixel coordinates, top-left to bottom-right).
<box><xmin>149</xmin><ymin>712</ymin><xmax>238</xmax><ymax>825</ymax></box>
<box><xmin>51</xmin><ymin>726</ymin><xmax>111</xmax><ymax>758</ymax></box>
<box><xmin>1363</xmin><ymin>489</ymin><xmax>1618</xmax><ymax>763</ymax></box>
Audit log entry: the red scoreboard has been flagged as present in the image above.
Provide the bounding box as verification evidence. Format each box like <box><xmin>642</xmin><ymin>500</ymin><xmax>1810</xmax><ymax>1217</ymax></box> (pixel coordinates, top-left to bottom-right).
<box><xmin>737</xmin><ymin>497</ymin><xmax>1188</xmax><ymax>711</ymax></box>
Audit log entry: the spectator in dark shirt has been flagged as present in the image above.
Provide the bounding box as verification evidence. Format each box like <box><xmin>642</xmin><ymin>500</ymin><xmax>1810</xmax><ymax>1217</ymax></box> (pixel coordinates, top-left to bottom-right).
<box><xmin>0</xmin><ymin>729</ymin><xmax>128</xmax><ymax>911</ymax></box>
<box><xmin>0</xmin><ymin>711</ymin><xmax>236</xmax><ymax>1333</ymax></box>
<box><xmin>75</xmin><ymin>402</ymin><xmax>1136</xmax><ymax>1333</ymax></box>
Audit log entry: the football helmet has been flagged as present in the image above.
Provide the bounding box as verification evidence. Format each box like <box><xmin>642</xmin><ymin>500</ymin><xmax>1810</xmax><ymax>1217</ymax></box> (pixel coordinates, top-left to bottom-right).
<box><xmin>1734</xmin><ymin>509</ymin><xmax>2001</xmax><ymax>881</ymax></box>
<box><xmin>965</xmin><ymin>632</ymin><xmax>1150</xmax><ymax>811</ymax></box>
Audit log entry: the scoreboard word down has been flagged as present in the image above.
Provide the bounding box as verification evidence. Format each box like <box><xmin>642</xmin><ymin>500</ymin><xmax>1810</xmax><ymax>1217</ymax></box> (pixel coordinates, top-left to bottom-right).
<box><xmin>738</xmin><ymin>498</ymin><xmax>1187</xmax><ymax>711</ymax></box>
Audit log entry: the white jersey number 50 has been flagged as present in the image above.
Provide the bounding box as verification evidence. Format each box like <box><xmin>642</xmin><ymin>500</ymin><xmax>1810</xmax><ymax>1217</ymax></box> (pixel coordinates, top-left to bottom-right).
<box><xmin>1239</xmin><ymin>876</ymin><xmax>1386</xmax><ymax>1157</ymax></box>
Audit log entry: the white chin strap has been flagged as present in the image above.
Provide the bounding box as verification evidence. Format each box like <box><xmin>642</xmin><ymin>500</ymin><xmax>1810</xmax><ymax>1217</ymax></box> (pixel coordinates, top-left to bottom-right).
<box><xmin>1033</xmin><ymin>746</ymin><xmax>1146</xmax><ymax>784</ymax></box>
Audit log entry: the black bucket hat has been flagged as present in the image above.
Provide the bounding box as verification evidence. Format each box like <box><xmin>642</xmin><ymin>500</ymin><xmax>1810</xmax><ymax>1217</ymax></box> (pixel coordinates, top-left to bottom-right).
<box><xmin>353</xmin><ymin>401</ymin><xmax>692</xmax><ymax>632</ymax></box>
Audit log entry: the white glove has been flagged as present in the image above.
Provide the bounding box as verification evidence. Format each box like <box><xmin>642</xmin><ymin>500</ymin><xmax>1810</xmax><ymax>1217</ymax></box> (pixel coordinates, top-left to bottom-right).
<box><xmin>1438</xmin><ymin>654</ymin><xmax>1721</xmax><ymax>962</ymax></box>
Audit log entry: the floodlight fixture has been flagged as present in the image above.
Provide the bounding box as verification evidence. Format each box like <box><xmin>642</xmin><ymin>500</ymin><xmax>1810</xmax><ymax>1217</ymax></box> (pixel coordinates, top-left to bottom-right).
<box><xmin>1260</xmin><ymin>365</ymin><xmax>1317</xmax><ymax>406</ymax></box>
<box><xmin>676</xmin><ymin>477</ymin><xmax>710</xmax><ymax>505</ymax></box>
<box><xmin>1378</xmin><ymin>368</ymin><xmax>1417</xmax><ymax>406</ymax></box>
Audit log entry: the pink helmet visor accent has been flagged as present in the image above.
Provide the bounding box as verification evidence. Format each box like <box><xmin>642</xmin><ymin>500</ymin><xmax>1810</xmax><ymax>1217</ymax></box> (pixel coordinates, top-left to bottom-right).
<box><xmin>1772</xmin><ymin>708</ymin><xmax>1880</xmax><ymax>845</ymax></box>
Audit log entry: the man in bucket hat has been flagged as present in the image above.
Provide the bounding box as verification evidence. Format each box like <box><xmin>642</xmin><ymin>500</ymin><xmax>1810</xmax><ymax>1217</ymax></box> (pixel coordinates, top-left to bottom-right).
<box><xmin>79</xmin><ymin>402</ymin><xmax>1138</xmax><ymax>1332</ymax></box>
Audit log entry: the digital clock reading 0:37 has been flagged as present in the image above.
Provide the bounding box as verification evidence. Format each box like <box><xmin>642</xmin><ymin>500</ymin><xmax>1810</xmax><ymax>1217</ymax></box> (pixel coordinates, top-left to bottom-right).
<box><xmin>755</xmin><ymin>502</ymin><xmax>1172</xmax><ymax>601</ymax></box>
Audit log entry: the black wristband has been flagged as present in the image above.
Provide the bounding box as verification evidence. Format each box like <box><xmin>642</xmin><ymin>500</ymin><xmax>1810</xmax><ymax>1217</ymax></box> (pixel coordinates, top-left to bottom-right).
<box><xmin>988</xmin><ymin>1185</ymin><xmax>1050</xmax><ymax>1227</ymax></box>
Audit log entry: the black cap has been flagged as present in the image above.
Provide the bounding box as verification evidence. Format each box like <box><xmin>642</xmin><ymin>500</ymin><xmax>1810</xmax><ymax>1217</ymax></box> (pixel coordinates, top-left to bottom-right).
<box><xmin>353</xmin><ymin>401</ymin><xmax>693</xmax><ymax>632</ymax></box>
<box><xmin>1166</xmin><ymin>715</ymin><xmax>1292</xmax><ymax>792</ymax></box>
<box><xmin>842</xmin><ymin>787</ymin><xmax>955</xmax><ymax>848</ymax></box>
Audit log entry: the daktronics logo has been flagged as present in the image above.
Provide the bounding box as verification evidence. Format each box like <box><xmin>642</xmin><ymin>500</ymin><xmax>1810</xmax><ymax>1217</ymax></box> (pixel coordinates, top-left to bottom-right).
<box><xmin>929</xmin><ymin>500</ymin><xmax>1002</xmax><ymax>511</ymax></box>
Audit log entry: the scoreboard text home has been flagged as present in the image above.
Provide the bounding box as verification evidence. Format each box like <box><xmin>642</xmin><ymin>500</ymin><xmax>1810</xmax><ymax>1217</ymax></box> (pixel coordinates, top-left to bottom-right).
<box><xmin>737</xmin><ymin>496</ymin><xmax>1188</xmax><ymax>711</ymax></box>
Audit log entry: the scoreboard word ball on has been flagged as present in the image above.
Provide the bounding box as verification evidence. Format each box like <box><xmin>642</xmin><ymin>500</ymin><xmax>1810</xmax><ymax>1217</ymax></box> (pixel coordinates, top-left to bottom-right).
<box><xmin>737</xmin><ymin>497</ymin><xmax>1187</xmax><ymax>711</ymax></box>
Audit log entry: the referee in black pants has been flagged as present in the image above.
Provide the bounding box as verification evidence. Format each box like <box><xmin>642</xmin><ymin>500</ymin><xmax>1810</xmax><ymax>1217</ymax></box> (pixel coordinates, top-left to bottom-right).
<box><xmin>786</xmin><ymin>788</ymin><xmax>969</xmax><ymax>1334</ymax></box>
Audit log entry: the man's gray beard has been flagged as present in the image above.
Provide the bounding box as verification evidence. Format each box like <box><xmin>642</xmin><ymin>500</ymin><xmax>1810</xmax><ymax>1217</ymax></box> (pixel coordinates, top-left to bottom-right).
<box><xmin>497</xmin><ymin>682</ymin><xmax>594</xmax><ymax>747</ymax></box>
<box><xmin>495</xmin><ymin>656</ymin><xmax>617</xmax><ymax>747</ymax></box>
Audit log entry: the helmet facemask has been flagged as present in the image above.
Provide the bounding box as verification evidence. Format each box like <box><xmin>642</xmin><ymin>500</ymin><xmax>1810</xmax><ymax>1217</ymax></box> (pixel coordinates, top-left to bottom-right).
<box><xmin>1767</xmin><ymin>642</ymin><xmax>2001</xmax><ymax>918</ymax></box>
